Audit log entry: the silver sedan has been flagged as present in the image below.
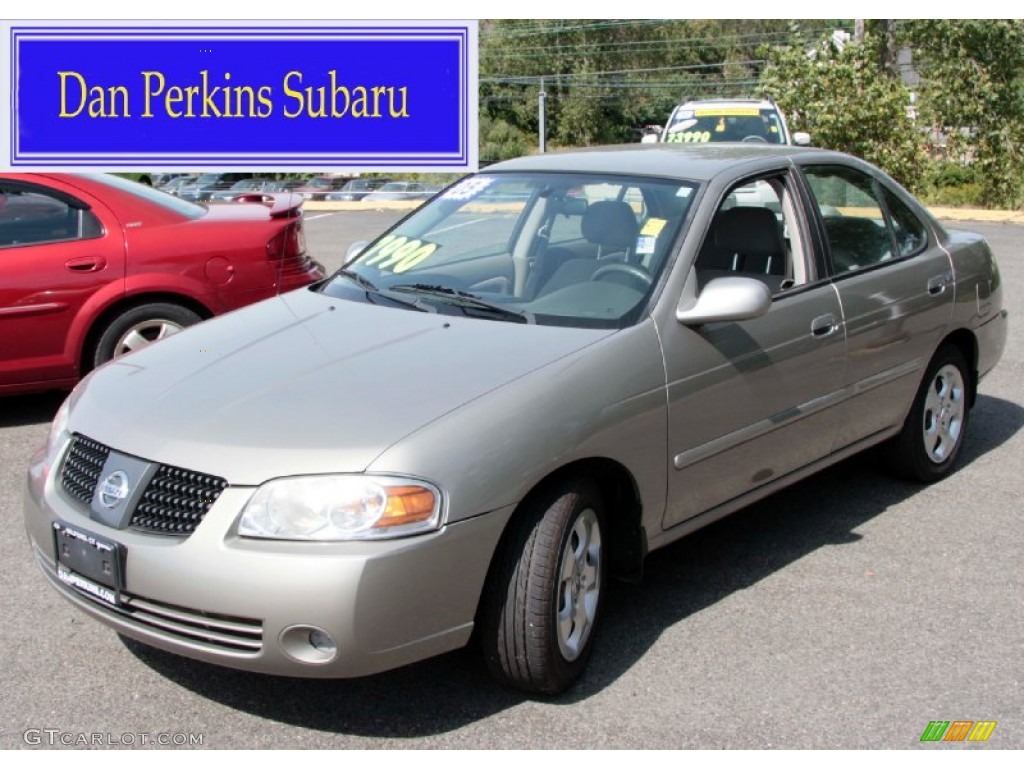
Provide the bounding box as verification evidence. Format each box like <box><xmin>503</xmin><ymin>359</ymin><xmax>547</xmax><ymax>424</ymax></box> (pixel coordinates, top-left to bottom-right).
<box><xmin>24</xmin><ymin>144</ymin><xmax>1007</xmax><ymax>694</ymax></box>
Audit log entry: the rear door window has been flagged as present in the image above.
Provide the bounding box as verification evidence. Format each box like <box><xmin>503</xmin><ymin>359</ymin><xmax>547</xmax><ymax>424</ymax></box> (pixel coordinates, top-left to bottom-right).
<box><xmin>803</xmin><ymin>166</ymin><xmax>894</xmax><ymax>273</ymax></box>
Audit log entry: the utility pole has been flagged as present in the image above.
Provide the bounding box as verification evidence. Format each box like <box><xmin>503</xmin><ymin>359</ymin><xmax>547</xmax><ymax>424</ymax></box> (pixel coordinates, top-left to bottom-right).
<box><xmin>538</xmin><ymin>77</ymin><xmax>547</xmax><ymax>153</ymax></box>
<box><xmin>854</xmin><ymin>19</ymin><xmax>865</xmax><ymax>44</ymax></box>
<box><xmin>882</xmin><ymin>20</ymin><xmax>899</xmax><ymax>76</ymax></box>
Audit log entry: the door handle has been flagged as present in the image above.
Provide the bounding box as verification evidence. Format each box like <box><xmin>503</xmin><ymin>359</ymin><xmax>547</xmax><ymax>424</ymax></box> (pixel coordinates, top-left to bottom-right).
<box><xmin>927</xmin><ymin>274</ymin><xmax>951</xmax><ymax>295</ymax></box>
<box><xmin>65</xmin><ymin>256</ymin><xmax>106</xmax><ymax>272</ymax></box>
<box><xmin>811</xmin><ymin>314</ymin><xmax>838</xmax><ymax>338</ymax></box>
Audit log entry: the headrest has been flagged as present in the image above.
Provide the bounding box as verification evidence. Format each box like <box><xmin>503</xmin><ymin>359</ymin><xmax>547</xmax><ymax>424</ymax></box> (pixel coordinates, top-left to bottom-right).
<box><xmin>581</xmin><ymin>200</ymin><xmax>639</xmax><ymax>250</ymax></box>
<box><xmin>713</xmin><ymin>207</ymin><xmax>783</xmax><ymax>257</ymax></box>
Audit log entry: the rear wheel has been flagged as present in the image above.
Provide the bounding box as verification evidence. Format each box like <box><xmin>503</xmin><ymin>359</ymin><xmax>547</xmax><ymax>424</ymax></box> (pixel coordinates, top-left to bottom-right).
<box><xmin>885</xmin><ymin>344</ymin><xmax>971</xmax><ymax>482</ymax></box>
<box><xmin>480</xmin><ymin>477</ymin><xmax>606</xmax><ymax>694</ymax></box>
<box><xmin>92</xmin><ymin>303</ymin><xmax>202</xmax><ymax>368</ymax></box>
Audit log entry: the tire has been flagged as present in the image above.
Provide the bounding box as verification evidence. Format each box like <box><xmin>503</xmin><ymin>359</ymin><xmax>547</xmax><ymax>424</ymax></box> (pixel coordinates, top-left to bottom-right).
<box><xmin>92</xmin><ymin>303</ymin><xmax>202</xmax><ymax>368</ymax></box>
<box><xmin>885</xmin><ymin>344</ymin><xmax>971</xmax><ymax>483</ymax></box>
<box><xmin>480</xmin><ymin>477</ymin><xmax>607</xmax><ymax>694</ymax></box>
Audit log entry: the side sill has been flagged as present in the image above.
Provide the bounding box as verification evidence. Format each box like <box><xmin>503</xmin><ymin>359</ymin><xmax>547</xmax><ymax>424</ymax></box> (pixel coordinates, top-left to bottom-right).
<box><xmin>648</xmin><ymin>425</ymin><xmax>901</xmax><ymax>554</ymax></box>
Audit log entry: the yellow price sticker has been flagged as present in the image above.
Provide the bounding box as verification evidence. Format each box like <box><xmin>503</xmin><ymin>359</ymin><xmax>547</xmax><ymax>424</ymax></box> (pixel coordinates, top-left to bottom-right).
<box><xmin>640</xmin><ymin>218</ymin><xmax>667</xmax><ymax>237</ymax></box>
<box><xmin>360</xmin><ymin>234</ymin><xmax>439</xmax><ymax>274</ymax></box>
<box><xmin>695</xmin><ymin>107</ymin><xmax>760</xmax><ymax>117</ymax></box>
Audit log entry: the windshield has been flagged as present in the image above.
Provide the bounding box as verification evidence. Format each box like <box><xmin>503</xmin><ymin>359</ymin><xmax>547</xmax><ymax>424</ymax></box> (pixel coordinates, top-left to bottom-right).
<box><xmin>665</xmin><ymin>106</ymin><xmax>786</xmax><ymax>144</ymax></box>
<box><xmin>321</xmin><ymin>172</ymin><xmax>697</xmax><ymax>329</ymax></box>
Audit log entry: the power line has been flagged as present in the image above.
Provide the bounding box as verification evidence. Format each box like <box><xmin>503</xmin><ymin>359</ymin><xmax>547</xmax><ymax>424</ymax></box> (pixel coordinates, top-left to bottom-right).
<box><xmin>481</xmin><ymin>59</ymin><xmax>766</xmax><ymax>83</ymax></box>
<box><xmin>480</xmin><ymin>20</ymin><xmax>674</xmax><ymax>40</ymax></box>
<box><xmin>480</xmin><ymin>79</ymin><xmax>763</xmax><ymax>102</ymax></box>
<box><xmin>481</xmin><ymin>27</ymin><xmax>836</xmax><ymax>57</ymax></box>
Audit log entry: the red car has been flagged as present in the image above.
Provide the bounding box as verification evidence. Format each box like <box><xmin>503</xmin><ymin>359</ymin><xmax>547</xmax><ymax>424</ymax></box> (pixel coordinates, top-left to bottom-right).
<box><xmin>0</xmin><ymin>173</ymin><xmax>324</xmax><ymax>396</ymax></box>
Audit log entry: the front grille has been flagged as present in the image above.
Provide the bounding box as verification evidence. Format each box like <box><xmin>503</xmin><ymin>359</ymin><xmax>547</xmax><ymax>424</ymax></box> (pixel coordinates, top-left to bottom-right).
<box><xmin>61</xmin><ymin>435</ymin><xmax>109</xmax><ymax>505</ymax></box>
<box><xmin>37</xmin><ymin>548</ymin><xmax>262</xmax><ymax>654</ymax></box>
<box><xmin>129</xmin><ymin>466</ymin><xmax>228</xmax><ymax>535</ymax></box>
<box><xmin>59</xmin><ymin>435</ymin><xmax>227</xmax><ymax>537</ymax></box>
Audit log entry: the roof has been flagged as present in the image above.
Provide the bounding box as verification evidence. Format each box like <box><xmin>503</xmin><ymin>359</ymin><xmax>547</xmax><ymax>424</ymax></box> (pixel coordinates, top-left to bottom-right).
<box><xmin>486</xmin><ymin>143</ymin><xmax>842</xmax><ymax>183</ymax></box>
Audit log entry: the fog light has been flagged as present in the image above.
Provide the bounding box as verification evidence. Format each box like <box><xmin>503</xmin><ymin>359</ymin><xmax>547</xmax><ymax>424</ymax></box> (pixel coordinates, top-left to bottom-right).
<box><xmin>309</xmin><ymin>629</ymin><xmax>336</xmax><ymax>653</ymax></box>
<box><xmin>280</xmin><ymin>625</ymin><xmax>338</xmax><ymax>664</ymax></box>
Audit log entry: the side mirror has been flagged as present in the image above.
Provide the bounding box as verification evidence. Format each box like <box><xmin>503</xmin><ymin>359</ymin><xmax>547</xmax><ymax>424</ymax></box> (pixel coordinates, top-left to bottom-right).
<box><xmin>345</xmin><ymin>240</ymin><xmax>369</xmax><ymax>262</ymax></box>
<box><xmin>792</xmin><ymin>132</ymin><xmax>811</xmax><ymax>146</ymax></box>
<box><xmin>640</xmin><ymin>130</ymin><xmax>661</xmax><ymax>144</ymax></box>
<box><xmin>676</xmin><ymin>276</ymin><xmax>772</xmax><ymax>326</ymax></box>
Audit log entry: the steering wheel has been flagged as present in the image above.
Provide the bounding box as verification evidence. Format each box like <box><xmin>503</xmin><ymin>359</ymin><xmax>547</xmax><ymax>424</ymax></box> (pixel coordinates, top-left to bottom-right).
<box><xmin>742</xmin><ymin>135</ymin><xmax>768</xmax><ymax>143</ymax></box>
<box><xmin>591</xmin><ymin>263</ymin><xmax>653</xmax><ymax>290</ymax></box>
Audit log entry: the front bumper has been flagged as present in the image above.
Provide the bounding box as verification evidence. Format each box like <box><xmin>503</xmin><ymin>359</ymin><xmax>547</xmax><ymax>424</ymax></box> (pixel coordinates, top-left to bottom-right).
<box><xmin>24</xmin><ymin>444</ymin><xmax>512</xmax><ymax>678</ymax></box>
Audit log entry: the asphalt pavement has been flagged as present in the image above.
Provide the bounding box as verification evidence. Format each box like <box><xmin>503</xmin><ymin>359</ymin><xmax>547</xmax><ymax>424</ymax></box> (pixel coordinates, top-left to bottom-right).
<box><xmin>1</xmin><ymin>214</ymin><xmax>1020</xmax><ymax>749</ymax></box>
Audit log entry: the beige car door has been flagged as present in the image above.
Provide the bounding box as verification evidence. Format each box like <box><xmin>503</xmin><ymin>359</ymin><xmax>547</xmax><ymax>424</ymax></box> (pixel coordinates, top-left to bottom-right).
<box><xmin>661</xmin><ymin>172</ymin><xmax>847</xmax><ymax>529</ymax></box>
<box><xmin>800</xmin><ymin>164</ymin><xmax>955</xmax><ymax>449</ymax></box>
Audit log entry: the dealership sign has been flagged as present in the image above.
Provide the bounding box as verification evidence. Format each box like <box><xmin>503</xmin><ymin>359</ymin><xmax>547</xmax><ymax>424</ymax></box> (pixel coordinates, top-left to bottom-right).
<box><xmin>1</xmin><ymin>21</ymin><xmax>478</xmax><ymax>171</ymax></box>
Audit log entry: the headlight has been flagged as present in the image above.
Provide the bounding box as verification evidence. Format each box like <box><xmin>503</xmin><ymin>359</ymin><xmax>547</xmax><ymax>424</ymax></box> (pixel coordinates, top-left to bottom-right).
<box><xmin>238</xmin><ymin>475</ymin><xmax>442</xmax><ymax>541</ymax></box>
<box><xmin>44</xmin><ymin>395</ymin><xmax>72</xmax><ymax>472</ymax></box>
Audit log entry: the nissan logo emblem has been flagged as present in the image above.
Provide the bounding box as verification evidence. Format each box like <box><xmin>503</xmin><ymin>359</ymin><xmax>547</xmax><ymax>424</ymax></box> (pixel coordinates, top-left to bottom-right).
<box><xmin>98</xmin><ymin>470</ymin><xmax>131</xmax><ymax>509</ymax></box>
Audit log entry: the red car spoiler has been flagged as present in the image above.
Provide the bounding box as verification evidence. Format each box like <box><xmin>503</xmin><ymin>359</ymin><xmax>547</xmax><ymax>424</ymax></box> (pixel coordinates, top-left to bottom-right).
<box><xmin>230</xmin><ymin>192</ymin><xmax>304</xmax><ymax>218</ymax></box>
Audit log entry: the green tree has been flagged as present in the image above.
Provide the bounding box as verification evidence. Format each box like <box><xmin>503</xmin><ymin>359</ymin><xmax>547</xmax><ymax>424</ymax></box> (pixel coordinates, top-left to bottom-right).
<box><xmin>758</xmin><ymin>33</ymin><xmax>926</xmax><ymax>190</ymax></box>
<box><xmin>479</xmin><ymin>115</ymin><xmax>530</xmax><ymax>165</ymax></box>
<box><xmin>904</xmin><ymin>20</ymin><xmax>1024</xmax><ymax>208</ymax></box>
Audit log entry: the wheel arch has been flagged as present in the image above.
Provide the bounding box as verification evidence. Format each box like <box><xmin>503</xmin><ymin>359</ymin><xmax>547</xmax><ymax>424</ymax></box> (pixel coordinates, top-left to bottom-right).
<box><xmin>493</xmin><ymin>457</ymin><xmax>647</xmax><ymax>585</ymax></box>
<box><xmin>938</xmin><ymin>327</ymin><xmax>979</xmax><ymax>407</ymax></box>
<box><xmin>80</xmin><ymin>292</ymin><xmax>214</xmax><ymax>375</ymax></box>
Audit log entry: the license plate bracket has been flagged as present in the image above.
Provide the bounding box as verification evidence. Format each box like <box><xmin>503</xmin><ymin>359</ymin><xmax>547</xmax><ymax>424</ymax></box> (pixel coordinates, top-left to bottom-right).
<box><xmin>53</xmin><ymin>522</ymin><xmax>125</xmax><ymax>606</ymax></box>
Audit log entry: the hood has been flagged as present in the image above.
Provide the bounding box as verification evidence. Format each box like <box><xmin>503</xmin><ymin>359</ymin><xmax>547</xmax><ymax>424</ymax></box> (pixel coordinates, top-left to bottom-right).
<box><xmin>69</xmin><ymin>288</ymin><xmax>612</xmax><ymax>485</ymax></box>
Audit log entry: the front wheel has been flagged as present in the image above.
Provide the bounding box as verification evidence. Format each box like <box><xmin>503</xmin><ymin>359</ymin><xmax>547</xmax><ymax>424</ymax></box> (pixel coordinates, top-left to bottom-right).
<box><xmin>884</xmin><ymin>344</ymin><xmax>971</xmax><ymax>482</ymax></box>
<box><xmin>92</xmin><ymin>303</ymin><xmax>202</xmax><ymax>368</ymax></box>
<box><xmin>480</xmin><ymin>477</ymin><xmax>606</xmax><ymax>694</ymax></box>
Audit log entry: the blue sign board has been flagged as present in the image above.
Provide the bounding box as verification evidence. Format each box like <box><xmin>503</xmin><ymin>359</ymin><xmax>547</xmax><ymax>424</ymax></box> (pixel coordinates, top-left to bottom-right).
<box><xmin>5</xmin><ymin>22</ymin><xmax>477</xmax><ymax>171</ymax></box>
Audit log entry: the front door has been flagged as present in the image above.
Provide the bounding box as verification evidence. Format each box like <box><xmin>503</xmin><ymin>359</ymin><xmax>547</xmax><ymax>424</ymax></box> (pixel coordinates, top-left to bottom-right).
<box><xmin>661</xmin><ymin>171</ymin><xmax>847</xmax><ymax>529</ymax></box>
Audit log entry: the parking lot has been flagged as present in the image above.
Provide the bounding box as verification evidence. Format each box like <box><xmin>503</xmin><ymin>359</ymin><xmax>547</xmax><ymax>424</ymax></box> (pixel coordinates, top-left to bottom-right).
<box><xmin>1</xmin><ymin>213</ymin><xmax>1021</xmax><ymax>749</ymax></box>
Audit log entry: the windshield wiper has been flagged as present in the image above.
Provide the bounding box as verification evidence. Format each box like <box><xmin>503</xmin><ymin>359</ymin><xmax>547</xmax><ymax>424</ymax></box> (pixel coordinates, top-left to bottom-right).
<box><xmin>337</xmin><ymin>268</ymin><xmax>379</xmax><ymax>291</ymax></box>
<box><xmin>337</xmin><ymin>269</ymin><xmax>434</xmax><ymax>313</ymax></box>
<box><xmin>389</xmin><ymin>284</ymin><xmax>535</xmax><ymax>324</ymax></box>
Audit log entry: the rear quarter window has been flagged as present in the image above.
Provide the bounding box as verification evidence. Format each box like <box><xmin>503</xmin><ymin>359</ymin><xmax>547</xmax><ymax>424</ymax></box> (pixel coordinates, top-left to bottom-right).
<box><xmin>880</xmin><ymin>186</ymin><xmax>928</xmax><ymax>257</ymax></box>
<box><xmin>82</xmin><ymin>174</ymin><xmax>206</xmax><ymax>219</ymax></box>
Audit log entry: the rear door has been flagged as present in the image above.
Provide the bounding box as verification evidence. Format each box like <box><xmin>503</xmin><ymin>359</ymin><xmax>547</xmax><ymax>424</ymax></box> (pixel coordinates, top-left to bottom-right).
<box><xmin>0</xmin><ymin>178</ymin><xmax>125</xmax><ymax>388</ymax></box>
<box><xmin>799</xmin><ymin>164</ymin><xmax>954</xmax><ymax>448</ymax></box>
